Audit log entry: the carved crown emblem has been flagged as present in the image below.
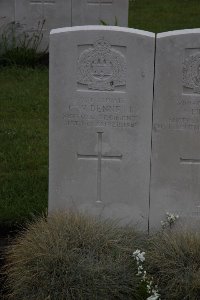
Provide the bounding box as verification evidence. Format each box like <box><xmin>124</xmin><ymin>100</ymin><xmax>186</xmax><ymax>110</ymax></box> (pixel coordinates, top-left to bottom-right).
<box><xmin>183</xmin><ymin>52</ymin><xmax>200</xmax><ymax>94</ymax></box>
<box><xmin>77</xmin><ymin>38</ymin><xmax>126</xmax><ymax>91</ymax></box>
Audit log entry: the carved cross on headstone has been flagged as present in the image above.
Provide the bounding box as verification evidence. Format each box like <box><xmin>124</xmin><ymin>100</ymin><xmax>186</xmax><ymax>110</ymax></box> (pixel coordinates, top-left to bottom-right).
<box><xmin>180</xmin><ymin>156</ymin><xmax>200</xmax><ymax>217</ymax></box>
<box><xmin>87</xmin><ymin>0</ymin><xmax>112</xmax><ymax>21</ymax></box>
<box><xmin>87</xmin><ymin>0</ymin><xmax>113</xmax><ymax>5</ymax></box>
<box><xmin>30</xmin><ymin>0</ymin><xmax>55</xmax><ymax>18</ymax></box>
<box><xmin>180</xmin><ymin>157</ymin><xmax>200</xmax><ymax>164</ymax></box>
<box><xmin>192</xmin><ymin>205</ymin><xmax>200</xmax><ymax>217</ymax></box>
<box><xmin>30</xmin><ymin>0</ymin><xmax>55</xmax><ymax>5</ymax></box>
<box><xmin>77</xmin><ymin>131</ymin><xmax>122</xmax><ymax>203</ymax></box>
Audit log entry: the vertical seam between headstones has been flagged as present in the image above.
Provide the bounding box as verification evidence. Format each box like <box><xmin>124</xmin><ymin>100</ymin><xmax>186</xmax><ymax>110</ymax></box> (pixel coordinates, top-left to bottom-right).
<box><xmin>71</xmin><ymin>0</ymin><xmax>73</xmax><ymax>26</ymax></box>
<box><xmin>148</xmin><ymin>33</ymin><xmax>157</xmax><ymax>234</ymax></box>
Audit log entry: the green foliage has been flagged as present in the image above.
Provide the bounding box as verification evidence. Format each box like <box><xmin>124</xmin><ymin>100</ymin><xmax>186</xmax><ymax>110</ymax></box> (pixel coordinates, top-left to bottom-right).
<box><xmin>129</xmin><ymin>0</ymin><xmax>200</xmax><ymax>33</ymax></box>
<box><xmin>146</xmin><ymin>230</ymin><xmax>200</xmax><ymax>299</ymax></box>
<box><xmin>3</xmin><ymin>212</ymin><xmax>146</xmax><ymax>300</ymax></box>
<box><xmin>0</xmin><ymin>21</ymin><xmax>48</xmax><ymax>67</ymax></box>
<box><xmin>0</xmin><ymin>67</ymin><xmax>48</xmax><ymax>227</ymax></box>
<box><xmin>100</xmin><ymin>19</ymin><xmax>108</xmax><ymax>26</ymax></box>
<box><xmin>2</xmin><ymin>211</ymin><xmax>200</xmax><ymax>299</ymax></box>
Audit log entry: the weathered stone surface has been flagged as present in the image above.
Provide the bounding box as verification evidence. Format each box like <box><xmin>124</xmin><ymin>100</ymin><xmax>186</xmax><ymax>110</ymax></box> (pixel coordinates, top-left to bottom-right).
<box><xmin>0</xmin><ymin>0</ymin><xmax>14</xmax><ymax>29</ymax></box>
<box><xmin>72</xmin><ymin>0</ymin><xmax>129</xmax><ymax>26</ymax></box>
<box><xmin>150</xmin><ymin>29</ymin><xmax>200</xmax><ymax>229</ymax></box>
<box><xmin>49</xmin><ymin>26</ymin><xmax>155</xmax><ymax>229</ymax></box>
<box><xmin>15</xmin><ymin>0</ymin><xmax>71</xmax><ymax>49</ymax></box>
<box><xmin>0</xmin><ymin>0</ymin><xmax>129</xmax><ymax>50</ymax></box>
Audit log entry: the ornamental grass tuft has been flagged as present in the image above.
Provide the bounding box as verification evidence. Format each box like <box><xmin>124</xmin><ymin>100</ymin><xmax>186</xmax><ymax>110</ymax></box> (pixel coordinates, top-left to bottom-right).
<box><xmin>147</xmin><ymin>229</ymin><xmax>200</xmax><ymax>300</ymax></box>
<box><xmin>3</xmin><ymin>212</ymin><xmax>145</xmax><ymax>300</ymax></box>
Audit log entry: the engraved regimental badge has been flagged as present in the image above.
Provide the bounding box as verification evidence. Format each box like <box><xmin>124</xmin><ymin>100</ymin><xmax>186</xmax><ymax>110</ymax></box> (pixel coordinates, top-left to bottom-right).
<box><xmin>183</xmin><ymin>52</ymin><xmax>200</xmax><ymax>94</ymax></box>
<box><xmin>77</xmin><ymin>38</ymin><xmax>126</xmax><ymax>91</ymax></box>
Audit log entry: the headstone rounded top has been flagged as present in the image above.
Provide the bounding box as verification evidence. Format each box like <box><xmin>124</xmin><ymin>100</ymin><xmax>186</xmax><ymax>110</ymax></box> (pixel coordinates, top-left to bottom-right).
<box><xmin>50</xmin><ymin>25</ymin><xmax>155</xmax><ymax>38</ymax></box>
<box><xmin>157</xmin><ymin>28</ymin><xmax>200</xmax><ymax>38</ymax></box>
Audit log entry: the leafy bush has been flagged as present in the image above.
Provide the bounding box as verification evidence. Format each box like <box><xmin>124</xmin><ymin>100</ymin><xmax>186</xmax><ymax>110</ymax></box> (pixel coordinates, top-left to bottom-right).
<box><xmin>147</xmin><ymin>230</ymin><xmax>200</xmax><ymax>300</ymax></box>
<box><xmin>3</xmin><ymin>212</ymin><xmax>147</xmax><ymax>300</ymax></box>
<box><xmin>0</xmin><ymin>21</ymin><xmax>48</xmax><ymax>68</ymax></box>
<box><xmin>3</xmin><ymin>212</ymin><xmax>200</xmax><ymax>299</ymax></box>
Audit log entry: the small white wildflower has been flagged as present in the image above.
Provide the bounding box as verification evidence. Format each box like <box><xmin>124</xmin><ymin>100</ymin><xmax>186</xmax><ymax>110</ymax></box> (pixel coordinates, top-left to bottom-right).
<box><xmin>161</xmin><ymin>220</ymin><xmax>166</xmax><ymax>228</ymax></box>
<box><xmin>133</xmin><ymin>249</ymin><xmax>160</xmax><ymax>300</ymax></box>
<box><xmin>147</xmin><ymin>295</ymin><xmax>160</xmax><ymax>300</ymax></box>
<box><xmin>147</xmin><ymin>284</ymin><xmax>151</xmax><ymax>293</ymax></box>
<box><xmin>136</xmin><ymin>265</ymin><xmax>143</xmax><ymax>275</ymax></box>
<box><xmin>133</xmin><ymin>249</ymin><xmax>140</xmax><ymax>256</ymax></box>
<box><xmin>162</xmin><ymin>212</ymin><xmax>179</xmax><ymax>229</ymax></box>
<box><xmin>137</xmin><ymin>270</ymin><xmax>142</xmax><ymax>276</ymax></box>
<box><xmin>142</xmin><ymin>270</ymin><xmax>147</xmax><ymax>281</ymax></box>
<box><xmin>133</xmin><ymin>249</ymin><xmax>145</xmax><ymax>262</ymax></box>
<box><xmin>167</xmin><ymin>213</ymin><xmax>173</xmax><ymax>221</ymax></box>
<box><xmin>138</xmin><ymin>251</ymin><xmax>145</xmax><ymax>262</ymax></box>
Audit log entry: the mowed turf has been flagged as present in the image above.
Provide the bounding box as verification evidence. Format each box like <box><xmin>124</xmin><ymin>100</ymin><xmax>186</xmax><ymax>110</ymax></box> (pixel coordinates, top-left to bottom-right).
<box><xmin>129</xmin><ymin>0</ymin><xmax>200</xmax><ymax>33</ymax></box>
<box><xmin>0</xmin><ymin>67</ymin><xmax>48</xmax><ymax>227</ymax></box>
<box><xmin>1</xmin><ymin>1</ymin><xmax>200</xmax><ymax>227</ymax></box>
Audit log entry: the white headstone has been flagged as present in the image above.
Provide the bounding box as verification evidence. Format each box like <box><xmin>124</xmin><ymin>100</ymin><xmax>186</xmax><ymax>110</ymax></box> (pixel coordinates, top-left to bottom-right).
<box><xmin>0</xmin><ymin>0</ymin><xmax>14</xmax><ymax>29</ymax></box>
<box><xmin>15</xmin><ymin>0</ymin><xmax>71</xmax><ymax>48</ymax></box>
<box><xmin>72</xmin><ymin>0</ymin><xmax>129</xmax><ymax>26</ymax></box>
<box><xmin>150</xmin><ymin>29</ymin><xmax>200</xmax><ymax>229</ymax></box>
<box><xmin>49</xmin><ymin>26</ymin><xmax>155</xmax><ymax>228</ymax></box>
<box><xmin>0</xmin><ymin>0</ymin><xmax>129</xmax><ymax>51</ymax></box>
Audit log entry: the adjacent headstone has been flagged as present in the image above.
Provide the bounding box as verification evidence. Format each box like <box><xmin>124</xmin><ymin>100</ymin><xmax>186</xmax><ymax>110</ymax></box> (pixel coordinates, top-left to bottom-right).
<box><xmin>150</xmin><ymin>29</ymin><xmax>200</xmax><ymax>229</ymax></box>
<box><xmin>0</xmin><ymin>0</ymin><xmax>14</xmax><ymax>25</ymax></box>
<box><xmin>15</xmin><ymin>0</ymin><xmax>71</xmax><ymax>48</ymax></box>
<box><xmin>0</xmin><ymin>0</ymin><xmax>129</xmax><ymax>50</ymax></box>
<box><xmin>49</xmin><ymin>26</ymin><xmax>155</xmax><ymax>228</ymax></box>
<box><xmin>72</xmin><ymin>0</ymin><xmax>129</xmax><ymax>27</ymax></box>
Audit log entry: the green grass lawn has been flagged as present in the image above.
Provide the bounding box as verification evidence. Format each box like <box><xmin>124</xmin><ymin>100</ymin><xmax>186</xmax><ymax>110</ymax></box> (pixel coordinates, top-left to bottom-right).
<box><xmin>1</xmin><ymin>0</ymin><xmax>200</xmax><ymax>228</ymax></box>
<box><xmin>129</xmin><ymin>0</ymin><xmax>200</xmax><ymax>32</ymax></box>
<box><xmin>0</xmin><ymin>67</ymin><xmax>48</xmax><ymax>228</ymax></box>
